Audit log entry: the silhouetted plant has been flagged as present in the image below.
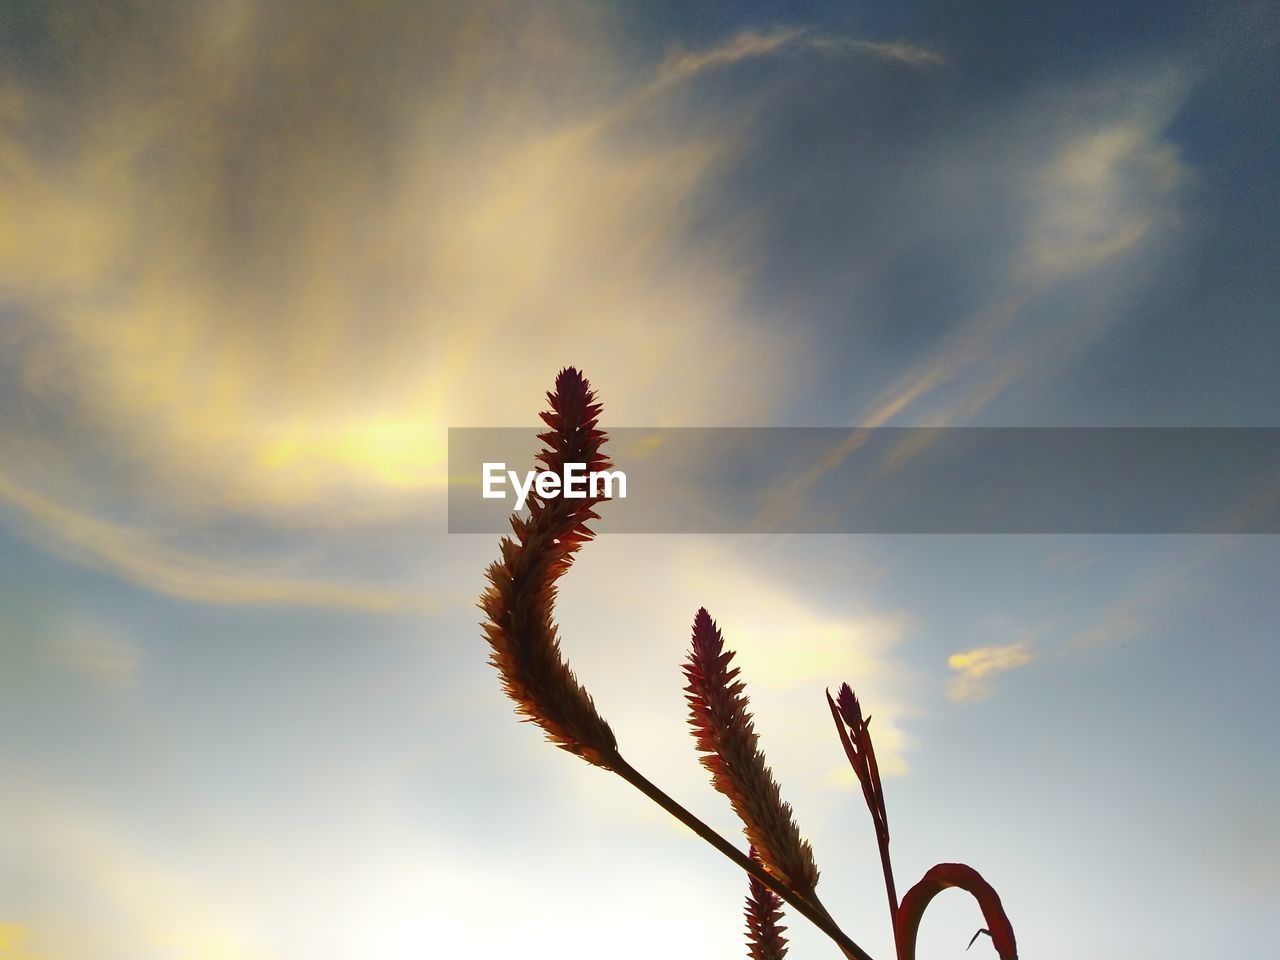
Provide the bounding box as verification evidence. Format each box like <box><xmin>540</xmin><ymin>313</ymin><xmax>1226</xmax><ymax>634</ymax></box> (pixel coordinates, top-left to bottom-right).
<box><xmin>479</xmin><ymin>368</ymin><xmax>1018</xmax><ymax>960</ymax></box>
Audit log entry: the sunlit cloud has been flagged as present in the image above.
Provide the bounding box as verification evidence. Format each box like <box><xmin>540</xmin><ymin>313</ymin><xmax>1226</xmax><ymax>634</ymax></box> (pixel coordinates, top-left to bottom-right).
<box><xmin>2</xmin><ymin>5</ymin><xmax>1274</xmax><ymax>960</ymax></box>
<box><xmin>551</xmin><ymin>537</ymin><xmax>916</xmax><ymax>796</ymax></box>
<box><xmin>0</xmin><ymin>925</ymin><xmax>43</xmax><ymax>960</ymax></box>
<box><xmin>6</xmin><ymin>776</ymin><xmax>274</xmax><ymax>960</ymax></box>
<box><xmin>946</xmin><ymin>642</ymin><xmax>1033</xmax><ymax>702</ymax></box>
<box><xmin>4</xmin><ymin>759</ymin><xmax>741</xmax><ymax>960</ymax></box>
<box><xmin>0</xmin><ymin>3</ymin><xmax>955</xmax><ymax>606</ymax></box>
<box><xmin>0</xmin><ymin>5</ymin><xmax>781</xmax><ymax>513</ymax></box>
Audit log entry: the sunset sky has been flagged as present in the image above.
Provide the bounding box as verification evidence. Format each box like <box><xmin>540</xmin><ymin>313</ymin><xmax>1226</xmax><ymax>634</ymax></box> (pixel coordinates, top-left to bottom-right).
<box><xmin>2</xmin><ymin>2</ymin><xmax>1278</xmax><ymax>958</ymax></box>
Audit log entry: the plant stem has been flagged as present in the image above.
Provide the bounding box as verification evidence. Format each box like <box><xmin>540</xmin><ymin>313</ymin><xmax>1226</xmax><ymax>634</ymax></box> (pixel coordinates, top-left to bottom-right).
<box><xmin>876</xmin><ymin>830</ymin><xmax>898</xmax><ymax>949</ymax></box>
<box><xmin>609</xmin><ymin>753</ymin><xmax>875</xmax><ymax>960</ymax></box>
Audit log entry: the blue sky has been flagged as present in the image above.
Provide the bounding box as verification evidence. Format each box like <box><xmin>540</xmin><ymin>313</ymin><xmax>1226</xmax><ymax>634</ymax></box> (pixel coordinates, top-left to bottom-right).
<box><xmin>1</xmin><ymin>2</ymin><xmax>1277</xmax><ymax>958</ymax></box>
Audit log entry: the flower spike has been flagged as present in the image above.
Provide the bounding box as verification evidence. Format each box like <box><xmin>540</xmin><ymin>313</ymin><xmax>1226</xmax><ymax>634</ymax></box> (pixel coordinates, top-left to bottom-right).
<box><xmin>479</xmin><ymin>367</ymin><xmax>618</xmax><ymax>767</ymax></box>
<box><xmin>746</xmin><ymin>845</ymin><xmax>790</xmax><ymax>960</ymax></box>
<box><xmin>685</xmin><ymin>607</ymin><xmax>820</xmax><ymax>895</ymax></box>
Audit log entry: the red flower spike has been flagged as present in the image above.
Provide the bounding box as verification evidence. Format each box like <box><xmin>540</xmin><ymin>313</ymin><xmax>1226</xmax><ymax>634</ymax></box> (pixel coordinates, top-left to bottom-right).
<box><xmin>745</xmin><ymin>845</ymin><xmax>789</xmax><ymax>960</ymax></box>
<box><xmin>828</xmin><ymin>683</ymin><xmax>899</xmax><ymax>932</ymax></box>
<box><xmin>684</xmin><ymin>607</ymin><xmax>820</xmax><ymax>894</ymax></box>
<box><xmin>478</xmin><ymin>367</ymin><xmax>618</xmax><ymax>767</ymax></box>
<box><xmin>829</xmin><ymin>683</ymin><xmax>891</xmax><ymax>849</ymax></box>
<box><xmin>478</xmin><ymin>370</ymin><xmax>885</xmax><ymax>960</ymax></box>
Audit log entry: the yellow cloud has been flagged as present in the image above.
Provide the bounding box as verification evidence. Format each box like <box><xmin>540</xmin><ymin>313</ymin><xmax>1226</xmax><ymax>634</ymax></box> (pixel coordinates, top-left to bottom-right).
<box><xmin>0</xmin><ymin>925</ymin><xmax>44</xmax><ymax>960</ymax></box>
<box><xmin>0</xmin><ymin>3</ymin><xmax>784</xmax><ymax>602</ymax></box>
<box><xmin>0</xmin><ymin>3</ymin><xmax>949</xmax><ymax>605</ymax></box>
<box><xmin>0</xmin><ymin>4</ymin><xmax>785</xmax><ymax>520</ymax></box>
<box><xmin>946</xmin><ymin>642</ymin><xmax>1033</xmax><ymax>702</ymax></box>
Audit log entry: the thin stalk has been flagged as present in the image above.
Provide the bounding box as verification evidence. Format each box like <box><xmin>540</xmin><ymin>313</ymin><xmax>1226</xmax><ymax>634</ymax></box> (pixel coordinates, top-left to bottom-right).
<box><xmin>609</xmin><ymin>754</ymin><xmax>875</xmax><ymax>960</ymax></box>
<box><xmin>876</xmin><ymin>830</ymin><xmax>898</xmax><ymax>945</ymax></box>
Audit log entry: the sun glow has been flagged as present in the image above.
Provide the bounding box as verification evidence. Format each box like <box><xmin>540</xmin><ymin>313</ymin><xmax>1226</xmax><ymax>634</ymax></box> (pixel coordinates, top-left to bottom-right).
<box><xmin>255</xmin><ymin>415</ymin><xmax>447</xmax><ymax>493</ymax></box>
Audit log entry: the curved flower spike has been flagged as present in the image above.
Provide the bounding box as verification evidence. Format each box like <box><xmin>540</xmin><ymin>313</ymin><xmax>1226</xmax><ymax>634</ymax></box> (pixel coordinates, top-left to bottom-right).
<box><xmin>479</xmin><ymin>367</ymin><xmax>618</xmax><ymax>767</ymax></box>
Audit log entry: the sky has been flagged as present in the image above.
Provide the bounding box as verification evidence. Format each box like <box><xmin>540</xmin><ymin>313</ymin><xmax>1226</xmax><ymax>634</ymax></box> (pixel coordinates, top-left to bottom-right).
<box><xmin>1</xmin><ymin>1</ymin><xmax>1278</xmax><ymax>958</ymax></box>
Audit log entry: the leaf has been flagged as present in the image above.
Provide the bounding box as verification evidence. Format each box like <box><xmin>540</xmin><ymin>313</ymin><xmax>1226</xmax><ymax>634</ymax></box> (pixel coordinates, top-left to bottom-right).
<box><xmin>895</xmin><ymin>863</ymin><xmax>1017</xmax><ymax>960</ymax></box>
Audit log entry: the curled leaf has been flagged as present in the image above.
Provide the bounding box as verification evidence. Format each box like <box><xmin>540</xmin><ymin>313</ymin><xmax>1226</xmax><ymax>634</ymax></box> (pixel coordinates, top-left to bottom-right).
<box><xmin>895</xmin><ymin>863</ymin><xmax>1017</xmax><ymax>960</ymax></box>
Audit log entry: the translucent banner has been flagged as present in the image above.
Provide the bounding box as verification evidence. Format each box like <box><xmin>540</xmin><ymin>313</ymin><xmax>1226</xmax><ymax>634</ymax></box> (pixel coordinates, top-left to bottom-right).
<box><xmin>448</xmin><ymin>427</ymin><xmax>1280</xmax><ymax>533</ymax></box>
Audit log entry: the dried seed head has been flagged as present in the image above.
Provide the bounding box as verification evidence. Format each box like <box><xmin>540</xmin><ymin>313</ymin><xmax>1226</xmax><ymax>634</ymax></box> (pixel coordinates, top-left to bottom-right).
<box><xmin>684</xmin><ymin>607</ymin><xmax>820</xmax><ymax>894</ymax></box>
<box><xmin>479</xmin><ymin>368</ymin><xmax>617</xmax><ymax>767</ymax></box>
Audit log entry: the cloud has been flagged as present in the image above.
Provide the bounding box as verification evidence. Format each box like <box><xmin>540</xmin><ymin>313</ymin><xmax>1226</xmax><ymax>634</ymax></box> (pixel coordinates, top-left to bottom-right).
<box><xmin>0</xmin><ymin>3</ymin><xmax>953</xmax><ymax>606</ymax></box>
<box><xmin>756</xmin><ymin>62</ymin><xmax>1193</xmax><ymax>530</ymax></box>
<box><xmin>0</xmin><ymin>466</ymin><xmax>420</xmax><ymax>610</ymax></box>
<box><xmin>2</xmin><ymin>760</ymin><xmax>742</xmax><ymax>960</ymax></box>
<box><xmin>650</xmin><ymin>28</ymin><xmax>943</xmax><ymax>95</ymax></box>
<box><xmin>0</xmin><ymin>4</ymin><xmax>794</xmax><ymax>516</ymax></box>
<box><xmin>3</xmin><ymin>775</ymin><xmax>274</xmax><ymax>960</ymax></box>
<box><xmin>650</xmin><ymin>27</ymin><xmax>805</xmax><ymax>90</ymax></box>
<box><xmin>1069</xmin><ymin>536</ymin><xmax>1227</xmax><ymax>649</ymax></box>
<box><xmin>1019</xmin><ymin>118</ymin><xmax>1187</xmax><ymax>281</ymax></box>
<box><xmin>873</xmin><ymin>69</ymin><xmax>1192</xmax><ymax>423</ymax></box>
<box><xmin>0</xmin><ymin>2</ymin><xmax>756</xmax><ymax>599</ymax></box>
<box><xmin>807</xmin><ymin>36</ymin><xmax>946</xmax><ymax>67</ymax></box>
<box><xmin>946</xmin><ymin>642</ymin><xmax>1033</xmax><ymax>702</ymax></box>
<box><xmin>551</xmin><ymin>536</ymin><xmax>916</xmax><ymax>790</ymax></box>
<box><xmin>51</xmin><ymin>621</ymin><xmax>141</xmax><ymax>691</ymax></box>
<box><xmin>0</xmin><ymin>925</ymin><xmax>43</xmax><ymax>960</ymax></box>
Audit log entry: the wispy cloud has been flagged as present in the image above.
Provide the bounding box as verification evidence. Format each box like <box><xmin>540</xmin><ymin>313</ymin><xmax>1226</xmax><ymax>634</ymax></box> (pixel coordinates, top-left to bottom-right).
<box><xmin>0</xmin><ymin>466</ymin><xmax>419</xmax><ymax>611</ymax></box>
<box><xmin>1069</xmin><ymin>536</ymin><xmax>1227</xmax><ymax>649</ymax></box>
<box><xmin>650</xmin><ymin>28</ymin><xmax>805</xmax><ymax>90</ymax></box>
<box><xmin>807</xmin><ymin>36</ymin><xmax>946</xmax><ymax>67</ymax></box>
<box><xmin>650</xmin><ymin>28</ymin><xmax>943</xmax><ymax>95</ymax></box>
<box><xmin>757</xmin><ymin>64</ymin><xmax>1193</xmax><ymax>530</ymax></box>
<box><xmin>946</xmin><ymin>642</ymin><xmax>1033</xmax><ymax>702</ymax></box>
<box><xmin>51</xmin><ymin>620</ymin><xmax>141</xmax><ymax>691</ymax></box>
